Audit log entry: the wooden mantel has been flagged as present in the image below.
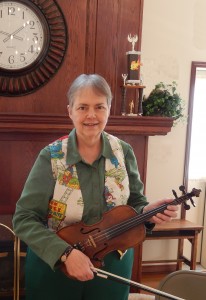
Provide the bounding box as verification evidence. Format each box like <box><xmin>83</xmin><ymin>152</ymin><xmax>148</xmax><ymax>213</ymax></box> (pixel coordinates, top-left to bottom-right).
<box><xmin>0</xmin><ymin>112</ymin><xmax>173</xmax><ymax>214</ymax></box>
<box><xmin>0</xmin><ymin>113</ymin><xmax>173</xmax><ymax>136</ymax></box>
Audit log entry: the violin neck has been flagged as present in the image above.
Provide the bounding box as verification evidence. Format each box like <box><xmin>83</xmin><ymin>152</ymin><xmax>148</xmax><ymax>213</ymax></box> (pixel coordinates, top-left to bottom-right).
<box><xmin>108</xmin><ymin>191</ymin><xmax>195</xmax><ymax>240</ymax></box>
<box><xmin>138</xmin><ymin>192</ymin><xmax>191</xmax><ymax>224</ymax></box>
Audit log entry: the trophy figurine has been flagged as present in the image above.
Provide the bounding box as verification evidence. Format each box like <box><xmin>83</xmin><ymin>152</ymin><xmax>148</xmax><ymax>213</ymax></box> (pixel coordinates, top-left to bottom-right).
<box><xmin>129</xmin><ymin>100</ymin><xmax>134</xmax><ymax>114</ymax></box>
<box><xmin>127</xmin><ymin>99</ymin><xmax>137</xmax><ymax>116</ymax></box>
<box><xmin>122</xmin><ymin>74</ymin><xmax>128</xmax><ymax>86</ymax></box>
<box><xmin>128</xmin><ymin>34</ymin><xmax>138</xmax><ymax>52</ymax></box>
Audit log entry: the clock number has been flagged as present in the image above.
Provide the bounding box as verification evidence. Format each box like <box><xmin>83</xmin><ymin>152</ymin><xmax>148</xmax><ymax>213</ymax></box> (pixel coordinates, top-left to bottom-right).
<box><xmin>0</xmin><ymin>10</ymin><xmax>2</xmax><ymax>18</ymax></box>
<box><xmin>22</xmin><ymin>11</ymin><xmax>25</xmax><ymax>19</ymax></box>
<box><xmin>8</xmin><ymin>7</ymin><xmax>15</xmax><ymax>16</ymax></box>
<box><xmin>28</xmin><ymin>45</ymin><xmax>35</xmax><ymax>53</ymax></box>
<box><xmin>20</xmin><ymin>53</ymin><xmax>26</xmax><ymax>62</ymax></box>
<box><xmin>33</xmin><ymin>34</ymin><xmax>39</xmax><ymax>43</ymax></box>
<box><xmin>29</xmin><ymin>21</ymin><xmax>35</xmax><ymax>29</ymax></box>
<box><xmin>8</xmin><ymin>55</ymin><xmax>15</xmax><ymax>64</ymax></box>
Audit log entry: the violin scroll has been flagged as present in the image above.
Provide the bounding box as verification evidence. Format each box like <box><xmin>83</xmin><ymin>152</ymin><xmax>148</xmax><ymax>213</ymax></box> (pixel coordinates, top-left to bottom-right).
<box><xmin>176</xmin><ymin>185</ymin><xmax>201</xmax><ymax>210</ymax></box>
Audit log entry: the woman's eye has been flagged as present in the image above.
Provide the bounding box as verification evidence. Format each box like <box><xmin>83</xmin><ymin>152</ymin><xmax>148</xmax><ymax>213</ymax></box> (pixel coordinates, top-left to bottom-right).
<box><xmin>97</xmin><ymin>105</ymin><xmax>105</xmax><ymax>110</ymax></box>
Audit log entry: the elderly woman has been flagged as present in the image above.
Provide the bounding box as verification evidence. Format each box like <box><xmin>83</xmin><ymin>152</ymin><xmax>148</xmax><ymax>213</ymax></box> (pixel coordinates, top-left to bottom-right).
<box><xmin>13</xmin><ymin>74</ymin><xmax>177</xmax><ymax>300</ymax></box>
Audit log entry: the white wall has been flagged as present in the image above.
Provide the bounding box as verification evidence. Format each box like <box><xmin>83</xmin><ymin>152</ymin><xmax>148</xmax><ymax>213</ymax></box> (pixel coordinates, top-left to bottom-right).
<box><xmin>141</xmin><ymin>0</ymin><xmax>206</xmax><ymax>261</ymax></box>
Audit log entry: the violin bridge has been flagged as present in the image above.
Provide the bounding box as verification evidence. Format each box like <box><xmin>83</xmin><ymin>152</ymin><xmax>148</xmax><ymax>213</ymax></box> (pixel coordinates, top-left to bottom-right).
<box><xmin>88</xmin><ymin>235</ymin><xmax>97</xmax><ymax>248</ymax></box>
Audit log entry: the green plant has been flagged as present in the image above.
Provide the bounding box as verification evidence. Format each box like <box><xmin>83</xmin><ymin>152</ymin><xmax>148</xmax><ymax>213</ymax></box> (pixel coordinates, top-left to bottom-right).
<box><xmin>142</xmin><ymin>81</ymin><xmax>184</xmax><ymax>120</ymax></box>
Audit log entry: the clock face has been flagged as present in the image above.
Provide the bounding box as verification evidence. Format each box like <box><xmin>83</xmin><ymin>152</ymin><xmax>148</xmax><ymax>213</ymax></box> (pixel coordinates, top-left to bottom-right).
<box><xmin>0</xmin><ymin>1</ymin><xmax>46</xmax><ymax>71</ymax></box>
<box><xmin>0</xmin><ymin>0</ymin><xmax>68</xmax><ymax>96</ymax></box>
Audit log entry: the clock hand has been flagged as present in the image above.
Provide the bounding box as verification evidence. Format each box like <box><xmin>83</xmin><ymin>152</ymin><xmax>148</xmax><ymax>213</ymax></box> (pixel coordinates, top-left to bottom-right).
<box><xmin>3</xmin><ymin>24</ymin><xmax>28</xmax><ymax>43</ymax></box>
<box><xmin>0</xmin><ymin>31</ymin><xmax>23</xmax><ymax>41</ymax></box>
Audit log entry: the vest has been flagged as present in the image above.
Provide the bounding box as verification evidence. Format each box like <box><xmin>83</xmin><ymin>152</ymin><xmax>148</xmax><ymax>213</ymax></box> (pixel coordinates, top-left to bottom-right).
<box><xmin>47</xmin><ymin>132</ymin><xmax>130</xmax><ymax>232</ymax></box>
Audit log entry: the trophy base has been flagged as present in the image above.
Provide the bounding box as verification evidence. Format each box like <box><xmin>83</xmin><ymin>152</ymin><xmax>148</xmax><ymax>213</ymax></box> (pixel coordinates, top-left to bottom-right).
<box><xmin>126</xmin><ymin>113</ymin><xmax>138</xmax><ymax>116</ymax></box>
<box><xmin>126</xmin><ymin>51</ymin><xmax>141</xmax><ymax>55</ymax></box>
<box><xmin>126</xmin><ymin>80</ymin><xmax>140</xmax><ymax>85</ymax></box>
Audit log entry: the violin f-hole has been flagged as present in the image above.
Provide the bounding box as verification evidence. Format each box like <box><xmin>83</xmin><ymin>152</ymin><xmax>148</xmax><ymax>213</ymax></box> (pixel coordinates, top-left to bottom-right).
<box><xmin>80</xmin><ymin>227</ymin><xmax>101</xmax><ymax>234</ymax></box>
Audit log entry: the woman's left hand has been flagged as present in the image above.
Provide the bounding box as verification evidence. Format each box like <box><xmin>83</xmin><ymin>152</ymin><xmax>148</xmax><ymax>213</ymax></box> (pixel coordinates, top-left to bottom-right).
<box><xmin>143</xmin><ymin>199</ymin><xmax>178</xmax><ymax>224</ymax></box>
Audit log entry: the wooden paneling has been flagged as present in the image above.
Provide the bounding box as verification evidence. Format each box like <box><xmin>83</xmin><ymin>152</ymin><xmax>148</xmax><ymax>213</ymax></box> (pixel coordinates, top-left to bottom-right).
<box><xmin>0</xmin><ymin>0</ymin><xmax>143</xmax><ymax>116</ymax></box>
<box><xmin>0</xmin><ymin>138</ymin><xmax>48</xmax><ymax>214</ymax></box>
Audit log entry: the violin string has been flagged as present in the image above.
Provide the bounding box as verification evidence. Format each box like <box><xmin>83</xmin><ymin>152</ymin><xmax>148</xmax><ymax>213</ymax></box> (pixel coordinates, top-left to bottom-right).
<box><xmin>90</xmin><ymin>202</ymin><xmax>173</xmax><ymax>245</ymax></box>
<box><xmin>91</xmin><ymin>209</ymin><xmax>161</xmax><ymax>244</ymax></box>
<box><xmin>81</xmin><ymin>193</ymin><xmax>191</xmax><ymax>248</ymax></box>
<box><xmin>102</xmin><ymin>193</ymin><xmax>193</xmax><ymax>242</ymax></box>
<box><xmin>89</xmin><ymin>193</ymin><xmax>190</xmax><ymax>245</ymax></box>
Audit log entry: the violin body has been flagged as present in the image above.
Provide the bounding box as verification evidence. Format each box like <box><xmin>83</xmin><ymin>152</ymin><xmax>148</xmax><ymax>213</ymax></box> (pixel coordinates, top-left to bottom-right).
<box><xmin>57</xmin><ymin>205</ymin><xmax>145</xmax><ymax>267</ymax></box>
<box><xmin>57</xmin><ymin>186</ymin><xmax>201</xmax><ymax>298</ymax></box>
<box><xmin>57</xmin><ymin>187</ymin><xmax>201</xmax><ymax>269</ymax></box>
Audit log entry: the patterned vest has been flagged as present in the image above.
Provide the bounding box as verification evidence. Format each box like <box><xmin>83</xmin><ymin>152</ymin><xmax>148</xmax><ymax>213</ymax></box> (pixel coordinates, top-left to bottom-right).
<box><xmin>47</xmin><ymin>132</ymin><xmax>130</xmax><ymax>232</ymax></box>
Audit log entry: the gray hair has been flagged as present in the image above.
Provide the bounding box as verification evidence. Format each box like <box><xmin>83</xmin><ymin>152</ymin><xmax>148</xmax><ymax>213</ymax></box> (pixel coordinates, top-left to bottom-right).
<box><xmin>67</xmin><ymin>74</ymin><xmax>113</xmax><ymax>107</ymax></box>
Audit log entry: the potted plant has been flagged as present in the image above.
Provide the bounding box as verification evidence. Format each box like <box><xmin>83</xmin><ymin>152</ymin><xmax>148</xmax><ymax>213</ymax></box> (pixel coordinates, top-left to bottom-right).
<box><xmin>142</xmin><ymin>81</ymin><xmax>184</xmax><ymax>121</ymax></box>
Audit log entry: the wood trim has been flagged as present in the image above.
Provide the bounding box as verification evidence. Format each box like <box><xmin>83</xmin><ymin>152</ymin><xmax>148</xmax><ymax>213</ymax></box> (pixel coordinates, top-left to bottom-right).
<box><xmin>142</xmin><ymin>263</ymin><xmax>177</xmax><ymax>274</ymax></box>
<box><xmin>183</xmin><ymin>61</ymin><xmax>206</xmax><ymax>219</ymax></box>
<box><xmin>137</xmin><ymin>0</ymin><xmax>144</xmax><ymax>50</ymax></box>
<box><xmin>0</xmin><ymin>113</ymin><xmax>174</xmax><ymax>135</ymax></box>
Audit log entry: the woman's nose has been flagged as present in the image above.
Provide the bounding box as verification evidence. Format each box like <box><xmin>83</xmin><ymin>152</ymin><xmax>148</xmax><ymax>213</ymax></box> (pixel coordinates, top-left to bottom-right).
<box><xmin>87</xmin><ymin>108</ymin><xmax>96</xmax><ymax>118</ymax></box>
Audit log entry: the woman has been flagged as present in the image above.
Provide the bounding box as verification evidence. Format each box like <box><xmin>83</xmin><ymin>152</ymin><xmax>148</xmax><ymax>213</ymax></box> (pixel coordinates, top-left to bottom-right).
<box><xmin>13</xmin><ymin>74</ymin><xmax>177</xmax><ymax>300</ymax></box>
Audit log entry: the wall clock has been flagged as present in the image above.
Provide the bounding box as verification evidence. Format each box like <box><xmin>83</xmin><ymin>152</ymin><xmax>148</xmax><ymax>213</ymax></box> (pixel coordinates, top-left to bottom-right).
<box><xmin>0</xmin><ymin>0</ymin><xmax>68</xmax><ymax>96</ymax></box>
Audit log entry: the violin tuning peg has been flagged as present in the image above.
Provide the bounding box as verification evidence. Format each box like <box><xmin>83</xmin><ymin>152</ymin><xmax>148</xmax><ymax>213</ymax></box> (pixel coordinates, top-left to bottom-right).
<box><xmin>189</xmin><ymin>198</ymin><xmax>196</xmax><ymax>207</ymax></box>
<box><xmin>179</xmin><ymin>185</ymin><xmax>186</xmax><ymax>194</ymax></box>
<box><xmin>184</xmin><ymin>202</ymin><xmax>190</xmax><ymax>210</ymax></box>
<box><xmin>172</xmin><ymin>189</ymin><xmax>178</xmax><ymax>198</ymax></box>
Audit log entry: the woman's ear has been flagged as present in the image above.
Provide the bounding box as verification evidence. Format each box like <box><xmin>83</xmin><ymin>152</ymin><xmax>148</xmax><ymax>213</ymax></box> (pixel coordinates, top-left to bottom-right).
<box><xmin>108</xmin><ymin>105</ymin><xmax>111</xmax><ymax>116</ymax></box>
<box><xmin>67</xmin><ymin>105</ymin><xmax>72</xmax><ymax>119</ymax></box>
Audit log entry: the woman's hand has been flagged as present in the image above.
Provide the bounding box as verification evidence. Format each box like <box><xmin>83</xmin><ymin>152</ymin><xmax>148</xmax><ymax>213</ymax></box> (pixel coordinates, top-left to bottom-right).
<box><xmin>143</xmin><ymin>199</ymin><xmax>178</xmax><ymax>224</ymax></box>
<box><xmin>64</xmin><ymin>249</ymin><xmax>94</xmax><ymax>281</ymax></box>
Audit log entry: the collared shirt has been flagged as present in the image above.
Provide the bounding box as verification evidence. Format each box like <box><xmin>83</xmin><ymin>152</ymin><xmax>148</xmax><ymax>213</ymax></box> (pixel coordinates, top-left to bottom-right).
<box><xmin>13</xmin><ymin>129</ymin><xmax>148</xmax><ymax>270</ymax></box>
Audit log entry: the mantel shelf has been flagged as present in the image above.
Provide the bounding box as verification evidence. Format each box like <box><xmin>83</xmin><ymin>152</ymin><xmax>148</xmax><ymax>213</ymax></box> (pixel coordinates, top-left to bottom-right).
<box><xmin>0</xmin><ymin>113</ymin><xmax>174</xmax><ymax>136</ymax></box>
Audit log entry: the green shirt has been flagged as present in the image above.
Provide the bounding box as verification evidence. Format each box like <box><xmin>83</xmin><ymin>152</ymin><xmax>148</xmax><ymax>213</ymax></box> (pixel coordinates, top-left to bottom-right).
<box><xmin>13</xmin><ymin>129</ymin><xmax>148</xmax><ymax>270</ymax></box>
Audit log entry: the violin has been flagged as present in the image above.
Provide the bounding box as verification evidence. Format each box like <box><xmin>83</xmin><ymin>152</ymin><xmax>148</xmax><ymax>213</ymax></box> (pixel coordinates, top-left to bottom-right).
<box><xmin>57</xmin><ymin>186</ymin><xmax>201</xmax><ymax>268</ymax></box>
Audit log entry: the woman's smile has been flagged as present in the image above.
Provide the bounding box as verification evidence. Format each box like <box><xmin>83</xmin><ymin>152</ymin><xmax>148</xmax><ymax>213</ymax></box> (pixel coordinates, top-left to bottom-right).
<box><xmin>83</xmin><ymin>122</ymin><xmax>99</xmax><ymax>126</ymax></box>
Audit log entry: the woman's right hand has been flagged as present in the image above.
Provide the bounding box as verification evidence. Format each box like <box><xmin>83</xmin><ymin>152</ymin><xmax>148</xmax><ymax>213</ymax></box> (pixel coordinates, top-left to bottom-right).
<box><xmin>64</xmin><ymin>249</ymin><xmax>94</xmax><ymax>281</ymax></box>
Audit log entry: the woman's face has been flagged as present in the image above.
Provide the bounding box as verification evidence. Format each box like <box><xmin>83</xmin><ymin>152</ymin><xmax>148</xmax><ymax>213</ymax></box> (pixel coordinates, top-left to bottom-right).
<box><xmin>68</xmin><ymin>87</ymin><xmax>110</xmax><ymax>142</ymax></box>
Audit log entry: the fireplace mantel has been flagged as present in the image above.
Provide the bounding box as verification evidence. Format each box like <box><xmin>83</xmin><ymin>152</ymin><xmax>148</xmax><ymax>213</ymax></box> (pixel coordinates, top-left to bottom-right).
<box><xmin>0</xmin><ymin>113</ymin><xmax>173</xmax><ymax>215</ymax></box>
<box><xmin>0</xmin><ymin>113</ymin><xmax>173</xmax><ymax>136</ymax></box>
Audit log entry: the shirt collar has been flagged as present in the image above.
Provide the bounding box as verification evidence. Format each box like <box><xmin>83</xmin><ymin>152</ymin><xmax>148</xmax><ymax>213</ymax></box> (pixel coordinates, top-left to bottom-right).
<box><xmin>102</xmin><ymin>131</ymin><xmax>114</xmax><ymax>159</ymax></box>
<box><xmin>66</xmin><ymin>129</ymin><xmax>114</xmax><ymax>165</ymax></box>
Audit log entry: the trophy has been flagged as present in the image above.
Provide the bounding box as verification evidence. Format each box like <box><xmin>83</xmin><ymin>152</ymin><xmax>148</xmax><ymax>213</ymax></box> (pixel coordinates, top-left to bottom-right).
<box><xmin>120</xmin><ymin>34</ymin><xmax>144</xmax><ymax>117</ymax></box>
<box><xmin>126</xmin><ymin>34</ymin><xmax>141</xmax><ymax>85</ymax></box>
<box><xmin>121</xmin><ymin>73</ymin><xmax>128</xmax><ymax>86</ymax></box>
